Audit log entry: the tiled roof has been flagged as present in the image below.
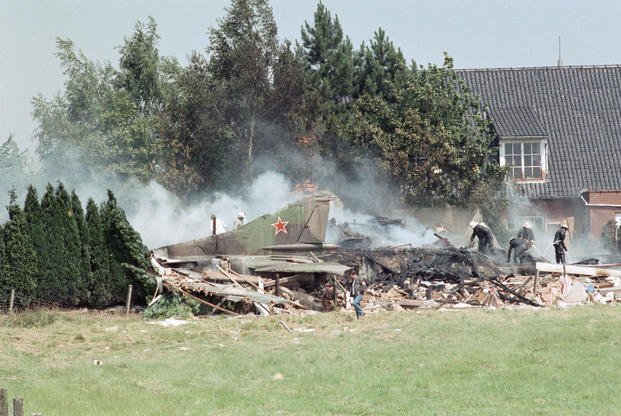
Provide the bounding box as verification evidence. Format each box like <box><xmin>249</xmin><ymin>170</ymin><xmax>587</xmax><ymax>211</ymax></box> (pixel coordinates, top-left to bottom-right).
<box><xmin>458</xmin><ymin>66</ymin><xmax>621</xmax><ymax>200</ymax></box>
<box><xmin>487</xmin><ymin>106</ymin><xmax>546</xmax><ymax>137</ymax></box>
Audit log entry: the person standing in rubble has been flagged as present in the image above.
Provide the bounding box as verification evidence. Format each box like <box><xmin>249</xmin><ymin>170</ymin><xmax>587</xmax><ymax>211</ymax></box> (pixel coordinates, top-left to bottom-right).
<box><xmin>507</xmin><ymin>237</ymin><xmax>531</xmax><ymax>264</ymax></box>
<box><xmin>350</xmin><ymin>272</ymin><xmax>366</xmax><ymax>319</ymax></box>
<box><xmin>517</xmin><ymin>222</ymin><xmax>535</xmax><ymax>247</ymax></box>
<box><xmin>233</xmin><ymin>212</ymin><xmax>246</xmax><ymax>230</ymax></box>
<box><xmin>553</xmin><ymin>223</ymin><xmax>569</xmax><ymax>264</ymax></box>
<box><xmin>469</xmin><ymin>221</ymin><xmax>493</xmax><ymax>255</ymax></box>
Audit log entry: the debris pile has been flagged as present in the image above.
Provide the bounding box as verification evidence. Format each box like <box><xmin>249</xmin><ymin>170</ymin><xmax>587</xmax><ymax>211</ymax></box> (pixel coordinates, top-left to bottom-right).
<box><xmin>150</xmin><ymin>244</ymin><xmax>621</xmax><ymax>317</ymax></box>
<box><xmin>323</xmin><ymin>245</ymin><xmax>621</xmax><ymax>310</ymax></box>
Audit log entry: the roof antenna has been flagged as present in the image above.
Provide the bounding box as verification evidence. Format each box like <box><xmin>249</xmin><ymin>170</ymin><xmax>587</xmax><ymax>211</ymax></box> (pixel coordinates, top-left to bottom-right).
<box><xmin>557</xmin><ymin>35</ymin><xmax>562</xmax><ymax>67</ymax></box>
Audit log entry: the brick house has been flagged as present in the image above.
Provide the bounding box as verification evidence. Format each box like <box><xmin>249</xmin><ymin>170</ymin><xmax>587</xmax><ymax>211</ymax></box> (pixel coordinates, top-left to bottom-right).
<box><xmin>458</xmin><ymin>66</ymin><xmax>621</xmax><ymax>246</ymax></box>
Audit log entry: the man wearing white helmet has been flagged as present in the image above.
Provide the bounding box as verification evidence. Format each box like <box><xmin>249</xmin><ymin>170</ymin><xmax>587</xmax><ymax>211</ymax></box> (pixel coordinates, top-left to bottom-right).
<box><xmin>553</xmin><ymin>223</ymin><xmax>569</xmax><ymax>264</ymax></box>
<box><xmin>233</xmin><ymin>211</ymin><xmax>246</xmax><ymax>230</ymax></box>
<box><xmin>517</xmin><ymin>221</ymin><xmax>535</xmax><ymax>247</ymax></box>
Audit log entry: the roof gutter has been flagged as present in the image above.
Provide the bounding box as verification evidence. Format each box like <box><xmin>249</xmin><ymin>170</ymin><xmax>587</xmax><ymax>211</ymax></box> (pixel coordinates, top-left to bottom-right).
<box><xmin>579</xmin><ymin>190</ymin><xmax>621</xmax><ymax>208</ymax></box>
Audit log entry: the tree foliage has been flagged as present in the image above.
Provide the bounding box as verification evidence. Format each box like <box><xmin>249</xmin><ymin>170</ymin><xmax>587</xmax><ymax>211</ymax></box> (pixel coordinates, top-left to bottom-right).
<box><xmin>1</xmin><ymin>184</ymin><xmax>152</xmax><ymax>309</ymax></box>
<box><xmin>0</xmin><ymin>190</ymin><xmax>37</xmax><ymax>307</ymax></box>
<box><xmin>343</xmin><ymin>55</ymin><xmax>505</xmax><ymax>206</ymax></box>
<box><xmin>206</xmin><ymin>0</ymin><xmax>279</xmax><ymax>183</ymax></box>
<box><xmin>31</xmin><ymin>3</ymin><xmax>508</xmax><ymax>211</ymax></box>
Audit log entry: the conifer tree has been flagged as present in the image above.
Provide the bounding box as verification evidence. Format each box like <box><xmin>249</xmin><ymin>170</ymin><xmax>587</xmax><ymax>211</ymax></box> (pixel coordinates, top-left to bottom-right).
<box><xmin>38</xmin><ymin>183</ymin><xmax>65</xmax><ymax>302</ymax></box>
<box><xmin>85</xmin><ymin>198</ymin><xmax>112</xmax><ymax>307</ymax></box>
<box><xmin>71</xmin><ymin>190</ymin><xmax>91</xmax><ymax>305</ymax></box>
<box><xmin>101</xmin><ymin>190</ymin><xmax>152</xmax><ymax>304</ymax></box>
<box><xmin>354</xmin><ymin>28</ymin><xmax>406</xmax><ymax>99</ymax></box>
<box><xmin>299</xmin><ymin>2</ymin><xmax>355</xmax><ymax>115</ymax></box>
<box><xmin>23</xmin><ymin>185</ymin><xmax>45</xmax><ymax>282</ymax></box>
<box><xmin>1</xmin><ymin>189</ymin><xmax>37</xmax><ymax>307</ymax></box>
<box><xmin>54</xmin><ymin>183</ymin><xmax>83</xmax><ymax>305</ymax></box>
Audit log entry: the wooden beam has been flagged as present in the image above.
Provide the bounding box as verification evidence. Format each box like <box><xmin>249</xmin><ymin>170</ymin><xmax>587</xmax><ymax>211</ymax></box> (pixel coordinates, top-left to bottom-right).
<box><xmin>263</xmin><ymin>275</ymin><xmax>301</xmax><ymax>288</ymax></box>
<box><xmin>536</xmin><ymin>262</ymin><xmax>621</xmax><ymax>278</ymax></box>
<box><xmin>165</xmin><ymin>283</ymin><xmax>240</xmax><ymax>316</ymax></box>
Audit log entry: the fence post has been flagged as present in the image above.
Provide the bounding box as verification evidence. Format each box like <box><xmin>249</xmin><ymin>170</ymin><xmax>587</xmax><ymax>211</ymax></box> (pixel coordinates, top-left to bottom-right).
<box><xmin>8</xmin><ymin>290</ymin><xmax>15</xmax><ymax>315</ymax></box>
<box><xmin>125</xmin><ymin>285</ymin><xmax>133</xmax><ymax>316</ymax></box>
<box><xmin>0</xmin><ymin>388</ymin><xmax>8</xmax><ymax>416</ymax></box>
<box><xmin>12</xmin><ymin>398</ymin><xmax>23</xmax><ymax>416</ymax></box>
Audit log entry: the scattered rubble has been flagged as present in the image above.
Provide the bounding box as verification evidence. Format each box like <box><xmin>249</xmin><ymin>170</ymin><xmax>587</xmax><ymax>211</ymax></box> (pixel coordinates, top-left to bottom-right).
<box><xmin>150</xmin><ymin>239</ymin><xmax>621</xmax><ymax>318</ymax></box>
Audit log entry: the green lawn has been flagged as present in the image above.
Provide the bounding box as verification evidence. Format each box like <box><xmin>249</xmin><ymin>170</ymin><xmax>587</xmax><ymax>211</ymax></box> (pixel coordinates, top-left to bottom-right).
<box><xmin>1</xmin><ymin>305</ymin><xmax>620</xmax><ymax>415</ymax></box>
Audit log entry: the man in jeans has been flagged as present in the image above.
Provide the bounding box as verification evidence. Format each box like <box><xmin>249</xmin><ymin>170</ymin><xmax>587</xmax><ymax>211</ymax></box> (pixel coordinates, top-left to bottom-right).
<box><xmin>350</xmin><ymin>273</ymin><xmax>366</xmax><ymax>319</ymax></box>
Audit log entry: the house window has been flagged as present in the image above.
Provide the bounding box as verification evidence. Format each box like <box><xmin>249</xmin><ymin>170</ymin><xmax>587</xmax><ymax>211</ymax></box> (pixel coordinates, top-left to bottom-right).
<box><xmin>514</xmin><ymin>216</ymin><xmax>545</xmax><ymax>231</ymax></box>
<box><xmin>503</xmin><ymin>141</ymin><xmax>543</xmax><ymax>180</ymax></box>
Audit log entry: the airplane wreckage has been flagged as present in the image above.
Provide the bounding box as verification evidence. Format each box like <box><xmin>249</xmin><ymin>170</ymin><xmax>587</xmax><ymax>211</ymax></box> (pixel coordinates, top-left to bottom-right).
<box><xmin>150</xmin><ymin>192</ymin><xmax>621</xmax><ymax>317</ymax></box>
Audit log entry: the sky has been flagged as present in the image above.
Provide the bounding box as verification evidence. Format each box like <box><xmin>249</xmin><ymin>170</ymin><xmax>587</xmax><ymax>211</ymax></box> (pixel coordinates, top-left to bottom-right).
<box><xmin>1</xmin><ymin>0</ymin><xmax>621</xmax><ymax>151</ymax></box>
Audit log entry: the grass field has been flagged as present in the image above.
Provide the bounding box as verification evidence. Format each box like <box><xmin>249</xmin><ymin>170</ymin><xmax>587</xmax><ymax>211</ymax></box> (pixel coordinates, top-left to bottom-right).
<box><xmin>1</xmin><ymin>305</ymin><xmax>621</xmax><ymax>415</ymax></box>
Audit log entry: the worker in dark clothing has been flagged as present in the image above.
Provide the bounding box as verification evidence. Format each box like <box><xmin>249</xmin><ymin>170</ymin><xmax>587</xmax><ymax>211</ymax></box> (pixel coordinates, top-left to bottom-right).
<box><xmin>517</xmin><ymin>222</ymin><xmax>535</xmax><ymax>247</ymax></box>
<box><xmin>507</xmin><ymin>237</ymin><xmax>531</xmax><ymax>264</ymax></box>
<box><xmin>469</xmin><ymin>221</ymin><xmax>493</xmax><ymax>255</ymax></box>
<box><xmin>553</xmin><ymin>223</ymin><xmax>569</xmax><ymax>264</ymax></box>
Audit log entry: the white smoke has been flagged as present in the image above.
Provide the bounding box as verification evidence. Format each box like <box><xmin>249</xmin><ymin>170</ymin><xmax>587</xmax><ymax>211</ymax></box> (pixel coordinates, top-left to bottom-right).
<box><xmin>325</xmin><ymin>204</ymin><xmax>439</xmax><ymax>248</ymax></box>
<box><xmin>127</xmin><ymin>171</ymin><xmax>298</xmax><ymax>248</ymax></box>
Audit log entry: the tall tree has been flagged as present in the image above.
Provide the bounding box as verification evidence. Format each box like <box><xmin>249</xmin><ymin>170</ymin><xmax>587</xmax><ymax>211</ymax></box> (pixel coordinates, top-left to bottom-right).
<box><xmin>354</xmin><ymin>28</ymin><xmax>406</xmax><ymax>99</ymax></box>
<box><xmin>33</xmin><ymin>19</ymin><xmax>170</xmax><ymax>184</ymax></box>
<box><xmin>207</xmin><ymin>0</ymin><xmax>279</xmax><ymax>183</ymax></box>
<box><xmin>158</xmin><ymin>52</ymin><xmax>232</xmax><ymax>194</ymax></box>
<box><xmin>55</xmin><ymin>183</ymin><xmax>83</xmax><ymax>305</ymax></box>
<box><xmin>101</xmin><ymin>190</ymin><xmax>152</xmax><ymax>304</ymax></box>
<box><xmin>38</xmin><ymin>183</ymin><xmax>66</xmax><ymax>302</ymax></box>
<box><xmin>71</xmin><ymin>191</ymin><xmax>92</xmax><ymax>305</ymax></box>
<box><xmin>0</xmin><ymin>136</ymin><xmax>28</xmax><ymax>212</ymax></box>
<box><xmin>85</xmin><ymin>198</ymin><xmax>112</xmax><ymax>307</ymax></box>
<box><xmin>0</xmin><ymin>189</ymin><xmax>37</xmax><ymax>308</ymax></box>
<box><xmin>116</xmin><ymin>17</ymin><xmax>162</xmax><ymax>114</ymax></box>
<box><xmin>23</xmin><ymin>185</ymin><xmax>45</xmax><ymax>284</ymax></box>
<box><xmin>298</xmin><ymin>2</ymin><xmax>355</xmax><ymax>118</ymax></box>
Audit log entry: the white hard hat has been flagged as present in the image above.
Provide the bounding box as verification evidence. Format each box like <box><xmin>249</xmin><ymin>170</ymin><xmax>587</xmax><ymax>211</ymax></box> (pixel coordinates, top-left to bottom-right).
<box><xmin>469</xmin><ymin>221</ymin><xmax>478</xmax><ymax>228</ymax></box>
<box><xmin>523</xmin><ymin>221</ymin><xmax>532</xmax><ymax>228</ymax></box>
<box><xmin>237</xmin><ymin>211</ymin><xmax>246</xmax><ymax>219</ymax></box>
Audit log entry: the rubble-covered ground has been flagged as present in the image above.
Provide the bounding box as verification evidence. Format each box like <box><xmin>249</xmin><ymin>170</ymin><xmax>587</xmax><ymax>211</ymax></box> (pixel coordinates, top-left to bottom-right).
<box><xmin>152</xmin><ymin>242</ymin><xmax>621</xmax><ymax>318</ymax></box>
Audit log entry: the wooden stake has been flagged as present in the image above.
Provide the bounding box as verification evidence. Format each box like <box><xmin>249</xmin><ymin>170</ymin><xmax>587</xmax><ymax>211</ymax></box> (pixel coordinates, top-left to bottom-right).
<box><xmin>12</xmin><ymin>398</ymin><xmax>23</xmax><ymax>416</ymax></box>
<box><xmin>0</xmin><ymin>388</ymin><xmax>8</xmax><ymax>416</ymax></box>
<box><xmin>275</xmin><ymin>273</ymin><xmax>280</xmax><ymax>297</ymax></box>
<box><xmin>8</xmin><ymin>290</ymin><xmax>15</xmax><ymax>315</ymax></box>
<box><xmin>125</xmin><ymin>285</ymin><xmax>133</xmax><ymax>316</ymax></box>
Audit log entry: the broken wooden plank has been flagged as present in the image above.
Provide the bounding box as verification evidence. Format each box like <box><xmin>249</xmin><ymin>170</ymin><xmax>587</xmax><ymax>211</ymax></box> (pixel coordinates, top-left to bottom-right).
<box><xmin>536</xmin><ymin>262</ymin><xmax>621</xmax><ymax>278</ymax></box>
<box><xmin>490</xmin><ymin>279</ymin><xmax>542</xmax><ymax>307</ymax></box>
<box><xmin>396</xmin><ymin>299</ymin><xmax>439</xmax><ymax>308</ymax></box>
<box><xmin>263</xmin><ymin>275</ymin><xmax>300</xmax><ymax>288</ymax></box>
<box><xmin>165</xmin><ymin>283</ymin><xmax>240</xmax><ymax>316</ymax></box>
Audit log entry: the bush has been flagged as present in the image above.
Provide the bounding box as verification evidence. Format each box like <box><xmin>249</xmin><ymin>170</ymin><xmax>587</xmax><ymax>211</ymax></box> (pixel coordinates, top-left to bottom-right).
<box><xmin>143</xmin><ymin>292</ymin><xmax>200</xmax><ymax>320</ymax></box>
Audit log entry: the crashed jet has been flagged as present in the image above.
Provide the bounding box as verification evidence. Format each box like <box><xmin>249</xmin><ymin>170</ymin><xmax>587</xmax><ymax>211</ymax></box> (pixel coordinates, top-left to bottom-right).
<box><xmin>152</xmin><ymin>192</ymin><xmax>350</xmax><ymax>278</ymax></box>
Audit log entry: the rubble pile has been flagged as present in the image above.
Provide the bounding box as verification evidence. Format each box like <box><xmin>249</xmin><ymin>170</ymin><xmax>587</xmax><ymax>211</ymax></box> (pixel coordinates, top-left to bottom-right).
<box><xmin>151</xmin><ymin>243</ymin><xmax>621</xmax><ymax>318</ymax></box>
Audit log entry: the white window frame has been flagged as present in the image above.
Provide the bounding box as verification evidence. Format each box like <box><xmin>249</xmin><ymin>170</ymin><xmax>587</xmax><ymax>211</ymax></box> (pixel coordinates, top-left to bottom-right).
<box><xmin>498</xmin><ymin>137</ymin><xmax>547</xmax><ymax>183</ymax></box>
<box><xmin>513</xmin><ymin>215</ymin><xmax>545</xmax><ymax>231</ymax></box>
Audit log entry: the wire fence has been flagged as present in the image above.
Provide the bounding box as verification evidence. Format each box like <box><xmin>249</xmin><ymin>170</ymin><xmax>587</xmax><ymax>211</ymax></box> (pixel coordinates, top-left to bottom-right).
<box><xmin>1</xmin><ymin>287</ymin><xmax>134</xmax><ymax>315</ymax></box>
<box><xmin>0</xmin><ymin>290</ymin><xmax>68</xmax><ymax>314</ymax></box>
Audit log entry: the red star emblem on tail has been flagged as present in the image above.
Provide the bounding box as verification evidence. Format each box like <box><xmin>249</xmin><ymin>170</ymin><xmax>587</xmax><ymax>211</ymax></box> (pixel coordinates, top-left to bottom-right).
<box><xmin>271</xmin><ymin>217</ymin><xmax>288</xmax><ymax>235</ymax></box>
